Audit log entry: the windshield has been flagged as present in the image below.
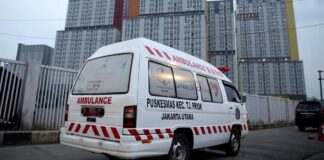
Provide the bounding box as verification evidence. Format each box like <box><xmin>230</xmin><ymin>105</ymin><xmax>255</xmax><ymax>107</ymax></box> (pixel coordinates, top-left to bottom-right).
<box><xmin>72</xmin><ymin>53</ymin><xmax>133</xmax><ymax>95</ymax></box>
<box><xmin>297</xmin><ymin>103</ymin><xmax>321</xmax><ymax>111</ymax></box>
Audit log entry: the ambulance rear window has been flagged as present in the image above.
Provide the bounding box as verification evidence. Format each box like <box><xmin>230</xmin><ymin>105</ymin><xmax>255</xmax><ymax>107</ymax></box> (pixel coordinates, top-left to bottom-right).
<box><xmin>72</xmin><ymin>53</ymin><xmax>133</xmax><ymax>95</ymax></box>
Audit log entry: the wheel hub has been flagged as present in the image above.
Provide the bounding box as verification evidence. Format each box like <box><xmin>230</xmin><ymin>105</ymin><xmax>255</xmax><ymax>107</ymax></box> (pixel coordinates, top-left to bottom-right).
<box><xmin>172</xmin><ymin>142</ymin><xmax>185</xmax><ymax>160</ymax></box>
<box><xmin>231</xmin><ymin>134</ymin><xmax>239</xmax><ymax>151</ymax></box>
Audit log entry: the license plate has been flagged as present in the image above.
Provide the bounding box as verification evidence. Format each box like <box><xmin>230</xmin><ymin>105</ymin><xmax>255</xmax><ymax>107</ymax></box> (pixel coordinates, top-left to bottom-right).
<box><xmin>303</xmin><ymin>114</ymin><xmax>314</xmax><ymax>118</ymax></box>
<box><xmin>81</xmin><ymin>106</ymin><xmax>104</xmax><ymax>117</ymax></box>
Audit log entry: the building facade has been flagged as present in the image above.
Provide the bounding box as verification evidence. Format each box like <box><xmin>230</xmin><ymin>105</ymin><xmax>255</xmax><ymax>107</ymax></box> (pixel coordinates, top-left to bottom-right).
<box><xmin>16</xmin><ymin>44</ymin><xmax>53</xmax><ymax>65</ymax></box>
<box><xmin>53</xmin><ymin>0</ymin><xmax>124</xmax><ymax>70</ymax></box>
<box><xmin>52</xmin><ymin>0</ymin><xmax>306</xmax><ymax>99</ymax></box>
<box><xmin>207</xmin><ymin>0</ymin><xmax>236</xmax><ymax>84</ymax></box>
<box><xmin>236</xmin><ymin>0</ymin><xmax>306</xmax><ymax>99</ymax></box>
<box><xmin>122</xmin><ymin>0</ymin><xmax>207</xmax><ymax>60</ymax></box>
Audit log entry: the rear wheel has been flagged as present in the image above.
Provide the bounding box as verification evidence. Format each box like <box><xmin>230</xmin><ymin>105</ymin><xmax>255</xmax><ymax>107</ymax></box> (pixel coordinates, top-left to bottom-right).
<box><xmin>225</xmin><ymin>128</ymin><xmax>240</xmax><ymax>156</ymax></box>
<box><xmin>104</xmin><ymin>154</ymin><xmax>119</xmax><ymax>160</ymax></box>
<box><xmin>298</xmin><ymin>125</ymin><xmax>305</xmax><ymax>131</ymax></box>
<box><xmin>168</xmin><ymin>133</ymin><xmax>190</xmax><ymax>160</ymax></box>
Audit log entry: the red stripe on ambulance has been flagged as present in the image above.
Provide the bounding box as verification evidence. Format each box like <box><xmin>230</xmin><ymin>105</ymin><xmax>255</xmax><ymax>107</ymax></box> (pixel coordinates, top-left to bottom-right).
<box><xmin>127</xmin><ymin>128</ymin><xmax>173</xmax><ymax>141</ymax></box>
<box><xmin>111</xmin><ymin>127</ymin><xmax>120</xmax><ymax>139</ymax></box>
<box><xmin>129</xmin><ymin>129</ymin><xmax>141</xmax><ymax>141</ymax></box>
<box><xmin>75</xmin><ymin>124</ymin><xmax>81</xmax><ymax>132</ymax></box>
<box><xmin>66</xmin><ymin>122</ymin><xmax>120</xmax><ymax>141</ymax></box>
<box><xmin>218</xmin><ymin>126</ymin><xmax>223</xmax><ymax>133</ymax></box>
<box><xmin>162</xmin><ymin>51</ymin><xmax>171</xmax><ymax>60</ymax></box>
<box><xmin>101</xmin><ymin>126</ymin><xmax>110</xmax><ymax>138</ymax></box>
<box><xmin>143</xmin><ymin>129</ymin><xmax>153</xmax><ymax>140</ymax></box>
<box><xmin>82</xmin><ymin>125</ymin><xmax>90</xmax><ymax>134</ymax></box>
<box><xmin>223</xmin><ymin>126</ymin><xmax>227</xmax><ymax>132</ymax></box>
<box><xmin>144</xmin><ymin>45</ymin><xmax>224</xmax><ymax>78</ymax></box>
<box><xmin>166</xmin><ymin>128</ymin><xmax>174</xmax><ymax>138</ymax></box>
<box><xmin>144</xmin><ymin>45</ymin><xmax>155</xmax><ymax>55</ymax></box>
<box><xmin>193</xmin><ymin>127</ymin><xmax>199</xmax><ymax>135</ymax></box>
<box><xmin>207</xmin><ymin>126</ymin><xmax>212</xmax><ymax>134</ymax></box>
<box><xmin>68</xmin><ymin>123</ymin><xmax>75</xmax><ymax>132</ymax></box>
<box><xmin>192</xmin><ymin>124</ymin><xmax>247</xmax><ymax>136</ymax></box>
<box><xmin>92</xmin><ymin>125</ymin><xmax>100</xmax><ymax>136</ymax></box>
<box><xmin>213</xmin><ymin>126</ymin><xmax>217</xmax><ymax>133</ymax></box>
<box><xmin>200</xmin><ymin>127</ymin><xmax>206</xmax><ymax>135</ymax></box>
<box><xmin>155</xmin><ymin>129</ymin><xmax>165</xmax><ymax>138</ymax></box>
<box><xmin>153</xmin><ymin>48</ymin><xmax>164</xmax><ymax>58</ymax></box>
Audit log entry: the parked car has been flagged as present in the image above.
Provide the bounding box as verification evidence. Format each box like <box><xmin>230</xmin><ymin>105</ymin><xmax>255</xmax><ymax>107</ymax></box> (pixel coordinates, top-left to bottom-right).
<box><xmin>295</xmin><ymin>101</ymin><xmax>324</xmax><ymax>131</ymax></box>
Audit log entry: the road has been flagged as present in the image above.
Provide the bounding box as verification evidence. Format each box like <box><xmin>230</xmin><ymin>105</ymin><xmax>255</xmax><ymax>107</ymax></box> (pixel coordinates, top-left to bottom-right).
<box><xmin>0</xmin><ymin>127</ymin><xmax>323</xmax><ymax>160</ymax></box>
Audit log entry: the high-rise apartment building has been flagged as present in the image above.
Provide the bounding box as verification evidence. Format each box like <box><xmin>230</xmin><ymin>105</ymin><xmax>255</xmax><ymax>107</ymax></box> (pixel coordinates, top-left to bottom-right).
<box><xmin>207</xmin><ymin>0</ymin><xmax>236</xmax><ymax>84</ymax></box>
<box><xmin>52</xmin><ymin>0</ymin><xmax>306</xmax><ymax>99</ymax></box>
<box><xmin>236</xmin><ymin>0</ymin><xmax>305</xmax><ymax>99</ymax></box>
<box><xmin>122</xmin><ymin>0</ymin><xmax>207</xmax><ymax>60</ymax></box>
<box><xmin>53</xmin><ymin>0</ymin><xmax>124</xmax><ymax>70</ymax></box>
<box><xmin>16</xmin><ymin>44</ymin><xmax>53</xmax><ymax>65</ymax></box>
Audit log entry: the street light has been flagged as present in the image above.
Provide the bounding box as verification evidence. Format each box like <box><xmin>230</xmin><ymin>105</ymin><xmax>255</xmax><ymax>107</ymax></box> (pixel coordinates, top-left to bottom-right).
<box><xmin>319</xmin><ymin>70</ymin><xmax>324</xmax><ymax>101</ymax></box>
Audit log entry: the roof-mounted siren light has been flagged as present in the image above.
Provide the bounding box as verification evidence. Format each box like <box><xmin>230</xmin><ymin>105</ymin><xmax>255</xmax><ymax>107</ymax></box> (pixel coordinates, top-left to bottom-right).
<box><xmin>217</xmin><ymin>66</ymin><xmax>230</xmax><ymax>73</ymax></box>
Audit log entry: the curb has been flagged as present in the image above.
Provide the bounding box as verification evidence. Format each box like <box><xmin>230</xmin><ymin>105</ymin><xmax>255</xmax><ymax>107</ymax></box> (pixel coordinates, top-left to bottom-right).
<box><xmin>249</xmin><ymin>122</ymin><xmax>295</xmax><ymax>130</ymax></box>
<box><xmin>0</xmin><ymin>131</ymin><xmax>59</xmax><ymax>145</ymax></box>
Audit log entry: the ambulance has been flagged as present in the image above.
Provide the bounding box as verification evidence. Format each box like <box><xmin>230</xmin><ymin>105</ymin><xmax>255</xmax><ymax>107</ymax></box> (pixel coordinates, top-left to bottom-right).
<box><xmin>60</xmin><ymin>38</ymin><xmax>248</xmax><ymax>160</ymax></box>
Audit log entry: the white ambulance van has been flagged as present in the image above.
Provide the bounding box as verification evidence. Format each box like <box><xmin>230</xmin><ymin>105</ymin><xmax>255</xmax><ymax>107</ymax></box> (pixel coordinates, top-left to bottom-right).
<box><xmin>60</xmin><ymin>38</ymin><xmax>248</xmax><ymax>160</ymax></box>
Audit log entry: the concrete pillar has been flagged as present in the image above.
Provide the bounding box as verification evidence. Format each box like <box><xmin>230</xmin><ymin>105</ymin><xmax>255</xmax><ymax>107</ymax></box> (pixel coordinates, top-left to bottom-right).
<box><xmin>20</xmin><ymin>63</ymin><xmax>41</xmax><ymax>130</ymax></box>
<box><xmin>285</xmin><ymin>100</ymin><xmax>289</xmax><ymax>122</ymax></box>
<box><xmin>256</xmin><ymin>95</ymin><xmax>259</xmax><ymax>123</ymax></box>
<box><xmin>267</xmin><ymin>97</ymin><xmax>272</xmax><ymax>124</ymax></box>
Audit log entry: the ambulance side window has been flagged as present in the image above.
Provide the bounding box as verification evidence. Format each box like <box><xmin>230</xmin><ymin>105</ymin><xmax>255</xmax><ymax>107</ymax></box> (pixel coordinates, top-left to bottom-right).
<box><xmin>207</xmin><ymin>78</ymin><xmax>223</xmax><ymax>103</ymax></box>
<box><xmin>149</xmin><ymin>62</ymin><xmax>176</xmax><ymax>97</ymax></box>
<box><xmin>173</xmin><ymin>68</ymin><xmax>197</xmax><ymax>100</ymax></box>
<box><xmin>197</xmin><ymin>75</ymin><xmax>212</xmax><ymax>102</ymax></box>
<box><xmin>224</xmin><ymin>84</ymin><xmax>241</xmax><ymax>103</ymax></box>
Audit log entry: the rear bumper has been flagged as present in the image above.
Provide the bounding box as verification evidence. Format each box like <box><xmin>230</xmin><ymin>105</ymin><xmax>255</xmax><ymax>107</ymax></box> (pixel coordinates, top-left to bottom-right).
<box><xmin>295</xmin><ymin>118</ymin><xmax>322</xmax><ymax>127</ymax></box>
<box><xmin>60</xmin><ymin>127</ymin><xmax>172</xmax><ymax>159</ymax></box>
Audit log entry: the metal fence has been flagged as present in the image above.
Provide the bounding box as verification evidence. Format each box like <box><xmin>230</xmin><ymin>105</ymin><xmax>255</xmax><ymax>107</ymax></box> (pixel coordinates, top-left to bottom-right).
<box><xmin>0</xmin><ymin>58</ymin><xmax>27</xmax><ymax>129</ymax></box>
<box><xmin>245</xmin><ymin>94</ymin><xmax>299</xmax><ymax>124</ymax></box>
<box><xmin>33</xmin><ymin>66</ymin><xmax>78</xmax><ymax>130</ymax></box>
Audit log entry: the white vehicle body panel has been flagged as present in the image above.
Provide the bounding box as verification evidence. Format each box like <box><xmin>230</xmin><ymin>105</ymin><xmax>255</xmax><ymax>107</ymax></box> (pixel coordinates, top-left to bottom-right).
<box><xmin>60</xmin><ymin>38</ymin><xmax>248</xmax><ymax>159</ymax></box>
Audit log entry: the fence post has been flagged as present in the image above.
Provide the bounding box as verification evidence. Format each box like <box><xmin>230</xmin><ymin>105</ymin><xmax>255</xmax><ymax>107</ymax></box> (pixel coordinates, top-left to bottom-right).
<box><xmin>256</xmin><ymin>95</ymin><xmax>259</xmax><ymax>123</ymax></box>
<box><xmin>20</xmin><ymin>62</ymin><xmax>41</xmax><ymax>130</ymax></box>
<box><xmin>267</xmin><ymin>96</ymin><xmax>272</xmax><ymax>124</ymax></box>
<box><xmin>285</xmin><ymin>100</ymin><xmax>289</xmax><ymax>122</ymax></box>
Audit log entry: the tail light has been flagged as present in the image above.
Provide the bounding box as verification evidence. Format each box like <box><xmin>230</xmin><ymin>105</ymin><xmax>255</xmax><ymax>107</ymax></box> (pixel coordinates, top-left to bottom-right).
<box><xmin>64</xmin><ymin>104</ymin><xmax>69</xmax><ymax>121</ymax></box>
<box><xmin>123</xmin><ymin>106</ymin><xmax>137</xmax><ymax>128</ymax></box>
<box><xmin>320</xmin><ymin>107</ymin><xmax>324</xmax><ymax>116</ymax></box>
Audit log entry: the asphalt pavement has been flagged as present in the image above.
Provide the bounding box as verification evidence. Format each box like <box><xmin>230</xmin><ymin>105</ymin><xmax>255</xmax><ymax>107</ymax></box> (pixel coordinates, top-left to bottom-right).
<box><xmin>0</xmin><ymin>126</ymin><xmax>323</xmax><ymax>160</ymax></box>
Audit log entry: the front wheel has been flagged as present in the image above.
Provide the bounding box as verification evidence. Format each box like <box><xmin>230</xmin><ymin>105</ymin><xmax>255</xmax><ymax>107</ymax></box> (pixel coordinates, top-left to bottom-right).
<box><xmin>225</xmin><ymin>128</ymin><xmax>240</xmax><ymax>156</ymax></box>
<box><xmin>168</xmin><ymin>133</ymin><xmax>190</xmax><ymax>160</ymax></box>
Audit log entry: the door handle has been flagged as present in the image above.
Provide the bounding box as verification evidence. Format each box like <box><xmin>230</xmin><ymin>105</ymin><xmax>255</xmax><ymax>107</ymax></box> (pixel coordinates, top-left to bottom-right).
<box><xmin>229</xmin><ymin>107</ymin><xmax>233</xmax><ymax>110</ymax></box>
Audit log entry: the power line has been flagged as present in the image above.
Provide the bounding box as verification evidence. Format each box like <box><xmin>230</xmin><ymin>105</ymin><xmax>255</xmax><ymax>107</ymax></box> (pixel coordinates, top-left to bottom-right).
<box><xmin>0</xmin><ymin>22</ymin><xmax>324</xmax><ymax>41</ymax></box>
<box><xmin>0</xmin><ymin>32</ymin><xmax>54</xmax><ymax>40</ymax></box>
<box><xmin>0</xmin><ymin>19</ymin><xmax>65</xmax><ymax>22</ymax></box>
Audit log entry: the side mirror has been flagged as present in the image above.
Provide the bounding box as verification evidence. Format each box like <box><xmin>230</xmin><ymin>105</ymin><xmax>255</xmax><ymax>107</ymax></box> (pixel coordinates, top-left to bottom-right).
<box><xmin>241</xmin><ymin>96</ymin><xmax>246</xmax><ymax>103</ymax></box>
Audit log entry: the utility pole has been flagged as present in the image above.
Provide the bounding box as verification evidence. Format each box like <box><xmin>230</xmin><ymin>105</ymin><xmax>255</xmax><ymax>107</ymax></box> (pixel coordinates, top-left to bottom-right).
<box><xmin>319</xmin><ymin>70</ymin><xmax>324</xmax><ymax>101</ymax></box>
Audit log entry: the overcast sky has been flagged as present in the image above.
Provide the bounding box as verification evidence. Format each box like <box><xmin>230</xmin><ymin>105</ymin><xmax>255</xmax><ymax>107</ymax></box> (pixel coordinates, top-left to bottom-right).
<box><xmin>0</xmin><ymin>0</ymin><xmax>323</xmax><ymax>99</ymax></box>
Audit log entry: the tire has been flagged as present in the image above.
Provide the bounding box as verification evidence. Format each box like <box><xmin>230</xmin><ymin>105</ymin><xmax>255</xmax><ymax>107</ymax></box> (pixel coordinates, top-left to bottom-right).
<box><xmin>104</xmin><ymin>154</ymin><xmax>119</xmax><ymax>160</ymax></box>
<box><xmin>168</xmin><ymin>133</ymin><xmax>190</xmax><ymax>160</ymax></box>
<box><xmin>225</xmin><ymin>128</ymin><xmax>240</xmax><ymax>156</ymax></box>
<box><xmin>298</xmin><ymin>125</ymin><xmax>305</xmax><ymax>131</ymax></box>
